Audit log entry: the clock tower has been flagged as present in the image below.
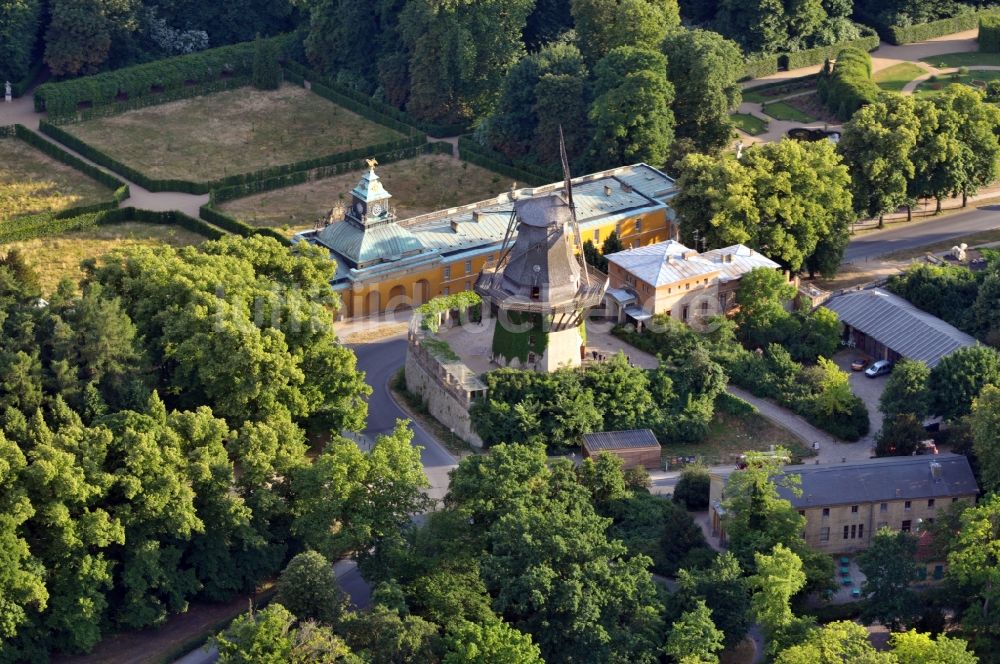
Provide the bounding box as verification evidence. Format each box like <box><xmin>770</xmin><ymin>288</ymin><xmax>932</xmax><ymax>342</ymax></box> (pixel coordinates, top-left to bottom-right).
<box><xmin>347</xmin><ymin>158</ymin><xmax>395</xmax><ymax>227</ymax></box>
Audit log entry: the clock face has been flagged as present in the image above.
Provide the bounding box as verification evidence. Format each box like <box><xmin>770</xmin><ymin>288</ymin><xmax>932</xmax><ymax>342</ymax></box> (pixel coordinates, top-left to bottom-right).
<box><xmin>355</xmin><ymin>202</ymin><xmax>364</xmax><ymax>214</ymax></box>
<box><xmin>371</xmin><ymin>203</ymin><xmax>384</xmax><ymax>216</ymax></box>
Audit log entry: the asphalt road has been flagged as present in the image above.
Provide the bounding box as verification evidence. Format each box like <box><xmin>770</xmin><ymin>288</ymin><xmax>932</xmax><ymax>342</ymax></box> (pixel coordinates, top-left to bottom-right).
<box><xmin>843</xmin><ymin>204</ymin><xmax>1000</xmax><ymax>263</ymax></box>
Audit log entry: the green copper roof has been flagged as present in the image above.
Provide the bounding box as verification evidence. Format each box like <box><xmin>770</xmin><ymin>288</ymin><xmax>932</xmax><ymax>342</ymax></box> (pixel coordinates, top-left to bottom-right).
<box><xmin>351</xmin><ymin>167</ymin><xmax>392</xmax><ymax>204</ymax></box>
<box><xmin>317</xmin><ymin>219</ymin><xmax>423</xmax><ymax>268</ymax></box>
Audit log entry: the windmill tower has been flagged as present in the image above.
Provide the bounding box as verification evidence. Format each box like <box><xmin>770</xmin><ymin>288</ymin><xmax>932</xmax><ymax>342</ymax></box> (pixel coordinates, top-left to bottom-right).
<box><xmin>475</xmin><ymin>129</ymin><xmax>608</xmax><ymax>371</ymax></box>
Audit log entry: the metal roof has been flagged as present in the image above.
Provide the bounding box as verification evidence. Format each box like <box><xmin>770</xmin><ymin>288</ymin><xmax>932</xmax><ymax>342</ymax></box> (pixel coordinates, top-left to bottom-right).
<box><xmin>823</xmin><ymin>288</ymin><xmax>976</xmax><ymax>367</ymax></box>
<box><xmin>316</xmin><ymin>218</ymin><xmax>424</xmax><ymax>268</ymax></box>
<box><xmin>582</xmin><ymin>429</ymin><xmax>661</xmax><ymax>451</ymax></box>
<box><xmin>776</xmin><ymin>454</ymin><xmax>978</xmax><ymax>508</ymax></box>
<box><xmin>605</xmin><ymin>241</ymin><xmax>780</xmax><ymax>287</ymax></box>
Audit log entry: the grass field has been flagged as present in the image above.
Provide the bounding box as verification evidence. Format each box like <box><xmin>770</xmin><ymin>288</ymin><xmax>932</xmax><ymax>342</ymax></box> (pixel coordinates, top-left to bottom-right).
<box><xmin>66</xmin><ymin>84</ymin><xmax>404</xmax><ymax>182</ymax></box>
<box><xmin>6</xmin><ymin>222</ymin><xmax>205</xmax><ymax>293</ymax></box>
<box><xmin>1</xmin><ymin>138</ymin><xmax>113</xmax><ymax>222</ymax></box>
<box><xmin>661</xmin><ymin>410</ymin><xmax>813</xmax><ymax>467</ymax></box>
<box><xmin>761</xmin><ymin>100</ymin><xmax>815</xmax><ymax>122</ymax></box>
<box><xmin>874</xmin><ymin>62</ymin><xmax>928</xmax><ymax>92</ymax></box>
<box><xmin>914</xmin><ymin>70</ymin><xmax>1000</xmax><ymax>98</ymax></box>
<box><xmin>920</xmin><ymin>52</ymin><xmax>1000</xmax><ymax>68</ymax></box>
<box><xmin>731</xmin><ymin>112</ymin><xmax>769</xmax><ymax>135</ymax></box>
<box><xmin>218</xmin><ymin>154</ymin><xmax>510</xmax><ymax>235</ymax></box>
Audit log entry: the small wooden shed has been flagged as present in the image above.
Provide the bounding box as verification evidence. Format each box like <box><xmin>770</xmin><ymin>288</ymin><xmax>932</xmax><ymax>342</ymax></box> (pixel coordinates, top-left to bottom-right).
<box><xmin>581</xmin><ymin>429</ymin><xmax>662</xmax><ymax>471</ymax></box>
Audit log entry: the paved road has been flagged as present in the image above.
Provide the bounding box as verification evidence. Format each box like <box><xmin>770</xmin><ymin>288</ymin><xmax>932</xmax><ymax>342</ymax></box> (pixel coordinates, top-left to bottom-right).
<box><xmin>843</xmin><ymin>204</ymin><xmax>1000</xmax><ymax>263</ymax></box>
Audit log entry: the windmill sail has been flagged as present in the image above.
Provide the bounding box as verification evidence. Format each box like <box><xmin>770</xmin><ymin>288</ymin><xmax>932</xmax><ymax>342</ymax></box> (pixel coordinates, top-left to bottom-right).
<box><xmin>559</xmin><ymin>126</ymin><xmax>589</xmax><ymax>286</ymax></box>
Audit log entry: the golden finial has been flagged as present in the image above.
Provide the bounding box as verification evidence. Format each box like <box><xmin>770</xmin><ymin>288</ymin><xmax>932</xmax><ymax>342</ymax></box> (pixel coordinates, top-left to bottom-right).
<box><xmin>366</xmin><ymin>158</ymin><xmax>378</xmax><ymax>170</ymax></box>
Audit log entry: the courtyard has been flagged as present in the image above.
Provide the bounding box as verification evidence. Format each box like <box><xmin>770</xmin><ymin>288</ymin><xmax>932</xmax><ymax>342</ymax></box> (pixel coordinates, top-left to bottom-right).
<box><xmin>62</xmin><ymin>84</ymin><xmax>404</xmax><ymax>182</ymax></box>
<box><xmin>1</xmin><ymin>137</ymin><xmax>113</xmax><ymax>222</ymax></box>
<box><xmin>217</xmin><ymin>154</ymin><xmax>511</xmax><ymax>235</ymax></box>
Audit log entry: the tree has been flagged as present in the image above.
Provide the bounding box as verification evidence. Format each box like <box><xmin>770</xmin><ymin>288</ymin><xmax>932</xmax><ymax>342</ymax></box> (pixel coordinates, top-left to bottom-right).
<box><xmin>0</xmin><ymin>0</ymin><xmax>42</xmax><ymax>84</ymax></box>
<box><xmin>576</xmin><ymin>452</ymin><xmax>631</xmax><ymax>505</ymax></box>
<box><xmin>715</xmin><ymin>0</ymin><xmax>789</xmax><ymax>54</ymax></box>
<box><xmin>971</xmin><ymin>385</ymin><xmax>1000</xmax><ymax>494</ymax></box>
<box><xmin>579</xmin><ymin>353</ymin><xmax>657</xmax><ymax>432</ymax></box>
<box><xmin>340</xmin><ymin>605</ymin><xmax>441</xmax><ymax>664</ymax></box>
<box><xmin>928</xmin><ymin>345</ymin><xmax>1000</xmax><ymax>420</ymax></box>
<box><xmin>673</xmin><ymin>465</ymin><xmax>711</xmax><ymax>510</ymax></box>
<box><xmin>735</xmin><ymin>268</ymin><xmax>797</xmax><ymax>348</ymax></box>
<box><xmin>676</xmin><ymin>552</ymin><xmax>751</xmax><ymax>648</ymax></box>
<box><xmin>838</xmin><ymin>95</ymin><xmax>920</xmax><ymax>227</ymax></box>
<box><xmin>879</xmin><ymin>359</ymin><xmax>931</xmax><ymax>421</ymax></box>
<box><xmin>442</xmin><ymin>618</ymin><xmax>544</xmax><ymax>664</ymax></box>
<box><xmin>910</xmin><ymin>98</ymin><xmax>966</xmax><ymax>215</ymax></box>
<box><xmin>858</xmin><ymin>528</ymin><xmax>919</xmax><ymax>629</ymax></box>
<box><xmin>888</xmin><ymin>630</ymin><xmax>978</xmax><ymax>664</ymax></box>
<box><xmin>935</xmin><ymin>85</ymin><xmax>1000</xmax><ymax>207</ymax></box>
<box><xmin>400</xmin><ymin>0</ymin><xmax>533</xmax><ymax>125</ymax></box>
<box><xmin>214</xmin><ymin>604</ymin><xmax>359</xmax><ymax>664</ymax></box>
<box><xmin>570</xmin><ymin>0</ymin><xmax>679</xmax><ymax>66</ymax></box>
<box><xmin>276</xmin><ymin>551</ymin><xmax>349</xmax><ymax>626</ymax></box>
<box><xmin>588</xmin><ymin>53</ymin><xmax>675</xmax><ymax>169</ymax></box>
<box><xmin>749</xmin><ymin>544</ymin><xmax>810</xmax><ymax>656</ymax></box>
<box><xmin>875</xmin><ymin>414</ymin><xmax>927</xmax><ymax>457</ymax></box>
<box><xmin>252</xmin><ymin>35</ymin><xmax>281</xmax><ymax>89</ymax></box>
<box><xmin>44</xmin><ymin>0</ymin><xmax>140</xmax><ymax>75</ymax></box>
<box><xmin>946</xmin><ymin>493</ymin><xmax>1000</xmax><ymax>647</ymax></box>
<box><xmin>662</xmin><ymin>28</ymin><xmax>744</xmax><ymax>157</ymax></box>
<box><xmin>787</xmin><ymin>307</ymin><xmax>840</xmax><ymax>362</ymax></box>
<box><xmin>774</xmin><ymin>621</ymin><xmax>895</xmax><ymax>664</ymax></box>
<box><xmin>524</xmin><ymin>0</ymin><xmax>573</xmax><ymax>50</ymax></box>
<box><xmin>665</xmin><ymin>599</ymin><xmax>725</xmax><ymax>664</ymax></box>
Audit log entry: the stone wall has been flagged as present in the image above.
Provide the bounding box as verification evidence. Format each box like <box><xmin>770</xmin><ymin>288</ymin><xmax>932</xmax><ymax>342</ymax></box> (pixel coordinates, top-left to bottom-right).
<box><xmin>405</xmin><ymin>346</ymin><xmax>484</xmax><ymax>448</ymax></box>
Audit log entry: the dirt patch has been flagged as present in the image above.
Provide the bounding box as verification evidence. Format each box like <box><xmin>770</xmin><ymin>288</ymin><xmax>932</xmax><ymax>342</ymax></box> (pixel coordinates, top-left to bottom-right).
<box><xmin>783</xmin><ymin>92</ymin><xmax>840</xmax><ymax>125</ymax></box>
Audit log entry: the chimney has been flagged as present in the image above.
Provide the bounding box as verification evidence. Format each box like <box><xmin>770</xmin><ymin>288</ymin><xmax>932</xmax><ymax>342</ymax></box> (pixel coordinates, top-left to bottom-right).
<box><xmin>603</xmin><ymin>184</ymin><xmax>613</xmax><ymax>197</ymax></box>
<box><xmin>683</xmin><ymin>250</ymin><xmax>698</xmax><ymax>260</ymax></box>
<box><xmin>450</xmin><ymin>220</ymin><xmax>460</xmax><ymax>232</ymax></box>
<box><xmin>725</xmin><ymin>253</ymin><xmax>733</xmax><ymax>264</ymax></box>
<box><xmin>930</xmin><ymin>461</ymin><xmax>942</xmax><ymax>479</ymax></box>
<box><xmin>472</xmin><ymin>210</ymin><xmax>481</xmax><ymax>223</ymax></box>
<box><xmin>620</xmin><ymin>182</ymin><xmax>633</xmax><ymax>193</ymax></box>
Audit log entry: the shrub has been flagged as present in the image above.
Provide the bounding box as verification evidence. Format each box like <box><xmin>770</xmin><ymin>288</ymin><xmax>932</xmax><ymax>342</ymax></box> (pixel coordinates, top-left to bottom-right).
<box><xmin>823</xmin><ymin>47</ymin><xmax>882</xmax><ymax>120</ymax></box>
<box><xmin>982</xmin><ymin>15</ymin><xmax>1000</xmax><ymax>53</ymax></box>
<box><xmin>715</xmin><ymin>391</ymin><xmax>757</xmax><ymax>416</ymax></box>
<box><xmin>743</xmin><ymin>54</ymin><xmax>779</xmax><ymax>81</ymax></box>
<box><xmin>673</xmin><ymin>466</ymin><xmax>711</xmax><ymax>510</ymax></box>
<box><xmin>252</xmin><ymin>37</ymin><xmax>281</xmax><ymax>90</ymax></box>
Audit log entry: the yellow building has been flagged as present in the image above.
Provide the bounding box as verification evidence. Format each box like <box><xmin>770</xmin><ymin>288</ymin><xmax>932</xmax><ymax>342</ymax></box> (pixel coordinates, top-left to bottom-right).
<box><xmin>300</xmin><ymin>162</ymin><xmax>679</xmax><ymax>318</ymax></box>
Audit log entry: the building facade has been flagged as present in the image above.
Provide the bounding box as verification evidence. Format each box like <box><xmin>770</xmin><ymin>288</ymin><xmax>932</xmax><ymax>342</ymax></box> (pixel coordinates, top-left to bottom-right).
<box><xmin>603</xmin><ymin>240</ymin><xmax>782</xmax><ymax>327</ymax></box>
<box><xmin>297</xmin><ymin>163</ymin><xmax>678</xmax><ymax>318</ymax></box>
<box><xmin>709</xmin><ymin>455</ymin><xmax>978</xmax><ymax>555</ymax></box>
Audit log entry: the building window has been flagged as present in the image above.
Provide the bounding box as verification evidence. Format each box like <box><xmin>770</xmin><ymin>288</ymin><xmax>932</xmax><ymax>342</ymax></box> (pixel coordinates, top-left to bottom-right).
<box><xmin>953</xmin><ymin>497</ymin><xmax>959</xmax><ymax>503</ymax></box>
<box><xmin>685</xmin><ymin>283</ymin><xmax>690</xmax><ymax>290</ymax></box>
<box><xmin>858</xmin><ymin>524</ymin><xmax>864</xmax><ymax>539</ymax></box>
<box><xmin>798</xmin><ymin>510</ymin><xmax>805</xmax><ymax>516</ymax></box>
<box><xmin>880</xmin><ymin>502</ymin><xmax>888</xmax><ymax>513</ymax></box>
<box><xmin>820</xmin><ymin>527</ymin><xmax>830</xmax><ymax>542</ymax></box>
<box><xmin>530</xmin><ymin>286</ymin><xmax>540</xmax><ymax>300</ymax></box>
<box><xmin>851</xmin><ymin>505</ymin><xmax>859</xmax><ymax>514</ymax></box>
<box><xmin>822</xmin><ymin>508</ymin><xmax>830</xmax><ymax>518</ymax></box>
<box><xmin>700</xmin><ymin>301</ymin><xmax>709</xmax><ymax>314</ymax></box>
<box><xmin>487</xmin><ymin>254</ymin><xmax>494</xmax><ymax>262</ymax></box>
<box><xmin>635</xmin><ymin>219</ymin><xmax>642</xmax><ymax>233</ymax></box>
<box><xmin>850</xmin><ymin>524</ymin><xmax>857</xmax><ymax>539</ymax></box>
<box><xmin>528</xmin><ymin>352</ymin><xmax>536</xmax><ymax>363</ymax></box>
<box><xmin>465</xmin><ymin>260</ymin><xmax>472</xmax><ymax>274</ymax></box>
<box><xmin>905</xmin><ymin>501</ymin><xmax>911</xmax><ymax>510</ymax></box>
<box><xmin>843</xmin><ymin>525</ymin><xmax>849</xmax><ymax>539</ymax></box>
<box><xmin>528</xmin><ymin>335</ymin><xmax>536</xmax><ymax>346</ymax></box>
<box><xmin>926</xmin><ymin>517</ymin><xmax>934</xmax><ymax>524</ymax></box>
<box><xmin>593</xmin><ymin>230</ymin><xmax>600</xmax><ymax>242</ymax></box>
<box><xmin>902</xmin><ymin>520</ymin><xmax>912</xmax><ymax>533</ymax></box>
<box><xmin>682</xmin><ymin>305</ymin><xmax>689</xmax><ymax>320</ymax></box>
<box><xmin>464</xmin><ymin>281</ymin><xmax>471</xmax><ymax>291</ymax></box>
<box><xmin>928</xmin><ymin>499</ymin><xmax>936</xmax><ymax>508</ymax></box>
<box><xmin>442</xmin><ymin>286</ymin><xmax>450</xmax><ymax>296</ymax></box>
<box><xmin>444</xmin><ymin>266</ymin><xmax>451</xmax><ymax>280</ymax></box>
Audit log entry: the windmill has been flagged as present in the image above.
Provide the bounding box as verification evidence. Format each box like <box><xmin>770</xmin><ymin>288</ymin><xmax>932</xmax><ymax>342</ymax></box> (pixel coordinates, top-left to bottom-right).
<box><xmin>474</xmin><ymin>129</ymin><xmax>608</xmax><ymax>371</ymax></box>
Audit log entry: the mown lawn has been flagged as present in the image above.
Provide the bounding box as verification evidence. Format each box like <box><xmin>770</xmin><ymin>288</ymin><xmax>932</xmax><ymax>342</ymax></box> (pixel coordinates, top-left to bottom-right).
<box><xmin>5</xmin><ymin>222</ymin><xmax>205</xmax><ymax>293</ymax></box>
<box><xmin>1</xmin><ymin>137</ymin><xmax>113</xmax><ymax>222</ymax></box>
<box><xmin>761</xmin><ymin>100</ymin><xmax>815</xmax><ymax>122</ymax></box>
<box><xmin>731</xmin><ymin>112</ymin><xmax>769</xmax><ymax>136</ymax></box>
<box><xmin>920</xmin><ymin>51</ymin><xmax>1000</xmax><ymax>68</ymax></box>
<box><xmin>65</xmin><ymin>84</ymin><xmax>404</xmax><ymax>182</ymax></box>
<box><xmin>219</xmin><ymin>154</ymin><xmax>510</xmax><ymax>235</ymax></box>
<box><xmin>661</xmin><ymin>409</ymin><xmax>813</xmax><ymax>468</ymax></box>
<box><xmin>874</xmin><ymin>62</ymin><xmax>928</xmax><ymax>92</ymax></box>
<box><xmin>913</xmin><ymin>70</ymin><xmax>1000</xmax><ymax>99</ymax></box>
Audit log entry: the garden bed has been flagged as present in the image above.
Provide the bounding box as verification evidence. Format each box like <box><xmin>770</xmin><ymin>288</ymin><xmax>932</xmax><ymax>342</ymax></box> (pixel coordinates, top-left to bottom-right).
<box><xmin>761</xmin><ymin>99</ymin><xmax>816</xmax><ymax>122</ymax></box>
<box><xmin>731</xmin><ymin>113</ymin><xmax>769</xmax><ymax>136</ymax></box>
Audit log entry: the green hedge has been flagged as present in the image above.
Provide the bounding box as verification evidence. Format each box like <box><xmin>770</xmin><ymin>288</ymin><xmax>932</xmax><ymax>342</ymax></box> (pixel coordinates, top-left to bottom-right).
<box><xmin>283</xmin><ymin>60</ymin><xmax>468</xmax><ymax>138</ymax></box>
<box><xmin>887</xmin><ymin>10</ymin><xmax>1000</xmax><ymax>46</ymax></box>
<box><xmin>13</xmin><ymin>124</ymin><xmax>128</xmax><ymax>194</ymax></box>
<box><xmin>0</xmin><ymin>207</ymin><xmax>223</xmax><ymax>244</ymax></box>
<box><xmin>743</xmin><ymin>54</ymin><xmax>780</xmax><ymax>80</ymax></box>
<box><xmin>981</xmin><ymin>15</ymin><xmax>1000</xmax><ymax>52</ymax></box>
<box><xmin>40</xmin><ymin>119</ymin><xmax>426</xmax><ymax>194</ymax></box>
<box><xmin>34</xmin><ymin>35</ymin><xmax>292</xmax><ymax>115</ymax></box>
<box><xmin>742</xmin><ymin>28</ymin><xmax>879</xmax><ymax>80</ymax></box>
<box><xmin>0</xmin><ymin>125</ymin><xmax>16</xmax><ymax>138</ymax></box>
<box><xmin>458</xmin><ymin>137</ymin><xmax>555</xmax><ymax>186</ymax></box>
<box><xmin>715</xmin><ymin>391</ymin><xmax>758</xmax><ymax>416</ymax></box>
<box><xmin>47</xmin><ymin>77</ymin><xmax>251</xmax><ymax>124</ymax></box>
<box><xmin>820</xmin><ymin>47</ymin><xmax>882</xmax><ymax>121</ymax></box>
<box><xmin>199</xmin><ymin>204</ymin><xmax>292</xmax><ymax>245</ymax></box>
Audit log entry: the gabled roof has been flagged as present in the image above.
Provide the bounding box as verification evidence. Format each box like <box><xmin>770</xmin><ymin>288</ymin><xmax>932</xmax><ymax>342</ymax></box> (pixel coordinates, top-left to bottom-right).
<box><xmin>775</xmin><ymin>454</ymin><xmax>978</xmax><ymax>508</ymax></box>
<box><xmin>605</xmin><ymin>241</ymin><xmax>780</xmax><ymax>287</ymax></box>
<box><xmin>823</xmin><ymin>288</ymin><xmax>976</xmax><ymax>367</ymax></box>
<box><xmin>582</xmin><ymin>429</ymin><xmax>661</xmax><ymax>452</ymax></box>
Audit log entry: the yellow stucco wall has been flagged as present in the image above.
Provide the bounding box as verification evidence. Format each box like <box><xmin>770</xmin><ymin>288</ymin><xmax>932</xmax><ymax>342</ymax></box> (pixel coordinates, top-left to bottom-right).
<box><xmin>341</xmin><ymin>208</ymin><xmax>672</xmax><ymax>318</ymax></box>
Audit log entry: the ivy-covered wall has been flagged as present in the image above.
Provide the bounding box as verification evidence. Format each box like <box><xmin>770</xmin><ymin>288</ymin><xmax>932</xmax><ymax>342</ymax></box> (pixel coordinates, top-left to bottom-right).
<box><xmin>492</xmin><ymin>311</ymin><xmax>548</xmax><ymax>364</ymax></box>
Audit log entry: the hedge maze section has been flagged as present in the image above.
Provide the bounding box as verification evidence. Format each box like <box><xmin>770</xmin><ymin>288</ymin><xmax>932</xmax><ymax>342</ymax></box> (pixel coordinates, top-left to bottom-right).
<box><xmin>61</xmin><ymin>84</ymin><xmax>405</xmax><ymax>183</ymax></box>
<box><xmin>217</xmin><ymin>154</ymin><xmax>511</xmax><ymax>236</ymax></box>
<box><xmin>1</xmin><ymin>137</ymin><xmax>114</xmax><ymax>223</ymax></box>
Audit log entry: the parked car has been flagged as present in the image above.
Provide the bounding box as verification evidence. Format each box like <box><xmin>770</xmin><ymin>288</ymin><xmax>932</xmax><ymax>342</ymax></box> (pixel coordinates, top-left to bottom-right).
<box><xmin>850</xmin><ymin>357</ymin><xmax>870</xmax><ymax>371</ymax></box>
<box><xmin>865</xmin><ymin>360</ymin><xmax>893</xmax><ymax>378</ymax></box>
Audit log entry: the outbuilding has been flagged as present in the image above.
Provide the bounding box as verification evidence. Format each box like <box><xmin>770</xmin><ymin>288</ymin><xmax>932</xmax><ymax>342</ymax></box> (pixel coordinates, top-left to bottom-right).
<box><xmin>582</xmin><ymin>429</ymin><xmax>662</xmax><ymax>471</ymax></box>
<box><xmin>823</xmin><ymin>287</ymin><xmax>976</xmax><ymax>367</ymax></box>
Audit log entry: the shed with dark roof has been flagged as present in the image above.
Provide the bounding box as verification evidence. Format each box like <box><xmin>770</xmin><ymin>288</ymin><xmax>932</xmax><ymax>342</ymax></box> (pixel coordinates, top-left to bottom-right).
<box><xmin>582</xmin><ymin>429</ymin><xmax>661</xmax><ymax>470</ymax></box>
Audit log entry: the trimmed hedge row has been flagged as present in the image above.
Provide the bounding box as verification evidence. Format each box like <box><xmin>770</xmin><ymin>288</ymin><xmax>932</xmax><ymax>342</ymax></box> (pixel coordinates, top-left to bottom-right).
<box><xmin>283</xmin><ymin>60</ymin><xmax>468</xmax><ymax>138</ymax></box>
<box><xmin>309</xmin><ymin>80</ymin><xmax>421</xmax><ymax>137</ymax></box>
<box><xmin>887</xmin><ymin>9</ymin><xmax>1000</xmax><ymax>46</ymax></box>
<box><xmin>458</xmin><ymin>137</ymin><xmax>556</xmax><ymax>186</ymax></box>
<box><xmin>0</xmin><ymin>125</ymin><xmax>16</xmax><ymax>138</ymax></box>
<box><xmin>209</xmin><ymin>141</ymin><xmax>453</xmax><ymax>204</ymax></box>
<box><xmin>818</xmin><ymin>47</ymin><xmax>882</xmax><ymax>121</ymax></box>
<box><xmin>981</xmin><ymin>15</ymin><xmax>1000</xmax><ymax>52</ymax></box>
<box><xmin>34</xmin><ymin>35</ymin><xmax>292</xmax><ymax>115</ymax></box>
<box><xmin>40</xmin><ymin>119</ymin><xmax>426</xmax><ymax>194</ymax></box>
<box><xmin>12</xmin><ymin>124</ymin><xmax>128</xmax><ymax>194</ymax></box>
<box><xmin>742</xmin><ymin>28</ymin><xmax>879</xmax><ymax>80</ymax></box>
<box><xmin>199</xmin><ymin>204</ymin><xmax>292</xmax><ymax>245</ymax></box>
<box><xmin>0</xmin><ymin>207</ymin><xmax>223</xmax><ymax>244</ymax></box>
<box><xmin>47</xmin><ymin>77</ymin><xmax>251</xmax><ymax>124</ymax></box>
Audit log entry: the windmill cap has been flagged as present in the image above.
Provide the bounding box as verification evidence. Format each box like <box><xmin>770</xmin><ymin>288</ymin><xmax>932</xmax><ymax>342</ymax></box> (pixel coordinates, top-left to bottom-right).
<box><xmin>515</xmin><ymin>193</ymin><xmax>572</xmax><ymax>228</ymax></box>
